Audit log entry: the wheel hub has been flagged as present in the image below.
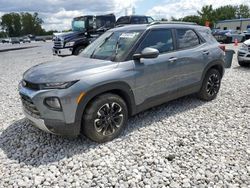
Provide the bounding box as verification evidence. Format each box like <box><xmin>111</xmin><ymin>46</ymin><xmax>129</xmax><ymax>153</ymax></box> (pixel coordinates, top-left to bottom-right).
<box><xmin>94</xmin><ymin>102</ymin><xmax>124</xmax><ymax>136</ymax></box>
<box><xmin>206</xmin><ymin>73</ymin><xmax>220</xmax><ymax>97</ymax></box>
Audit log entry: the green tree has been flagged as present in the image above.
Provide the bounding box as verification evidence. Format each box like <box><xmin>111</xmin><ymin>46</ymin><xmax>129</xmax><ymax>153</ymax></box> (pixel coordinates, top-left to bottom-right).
<box><xmin>214</xmin><ymin>5</ymin><xmax>237</xmax><ymax>21</ymax></box>
<box><xmin>236</xmin><ymin>4</ymin><xmax>250</xmax><ymax>18</ymax></box>
<box><xmin>181</xmin><ymin>15</ymin><xmax>202</xmax><ymax>25</ymax></box>
<box><xmin>1</xmin><ymin>13</ymin><xmax>14</xmax><ymax>36</ymax></box>
<box><xmin>0</xmin><ymin>12</ymin><xmax>45</xmax><ymax>36</ymax></box>
<box><xmin>198</xmin><ymin>5</ymin><xmax>215</xmax><ymax>26</ymax></box>
<box><xmin>12</xmin><ymin>13</ymin><xmax>22</xmax><ymax>36</ymax></box>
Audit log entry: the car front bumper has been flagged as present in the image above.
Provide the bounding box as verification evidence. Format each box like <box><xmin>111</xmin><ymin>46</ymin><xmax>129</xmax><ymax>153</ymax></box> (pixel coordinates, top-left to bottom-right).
<box><xmin>53</xmin><ymin>48</ymin><xmax>72</xmax><ymax>56</ymax></box>
<box><xmin>237</xmin><ymin>50</ymin><xmax>250</xmax><ymax>63</ymax></box>
<box><xmin>19</xmin><ymin>83</ymin><xmax>81</xmax><ymax>137</ymax></box>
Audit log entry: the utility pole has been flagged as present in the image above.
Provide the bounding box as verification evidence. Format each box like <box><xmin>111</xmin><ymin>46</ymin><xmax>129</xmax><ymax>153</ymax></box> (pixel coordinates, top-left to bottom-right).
<box><xmin>132</xmin><ymin>7</ymin><xmax>135</xmax><ymax>15</ymax></box>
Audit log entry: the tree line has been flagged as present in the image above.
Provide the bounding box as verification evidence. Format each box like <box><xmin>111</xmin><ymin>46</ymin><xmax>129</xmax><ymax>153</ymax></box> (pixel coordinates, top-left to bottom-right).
<box><xmin>1</xmin><ymin>4</ymin><xmax>250</xmax><ymax>38</ymax></box>
<box><xmin>168</xmin><ymin>4</ymin><xmax>250</xmax><ymax>27</ymax></box>
<box><xmin>0</xmin><ymin>12</ymin><xmax>56</xmax><ymax>38</ymax></box>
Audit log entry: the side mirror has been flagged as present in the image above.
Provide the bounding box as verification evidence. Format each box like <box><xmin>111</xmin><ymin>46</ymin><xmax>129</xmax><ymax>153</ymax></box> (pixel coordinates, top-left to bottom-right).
<box><xmin>133</xmin><ymin>47</ymin><xmax>159</xmax><ymax>60</ymax></box>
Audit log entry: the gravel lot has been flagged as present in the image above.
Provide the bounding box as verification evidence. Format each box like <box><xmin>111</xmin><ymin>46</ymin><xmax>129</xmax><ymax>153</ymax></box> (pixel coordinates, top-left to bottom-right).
<box><xmin>0</xmin><ymin>42</ymin><xmax>249</xmax><ymax>187</ymax></box>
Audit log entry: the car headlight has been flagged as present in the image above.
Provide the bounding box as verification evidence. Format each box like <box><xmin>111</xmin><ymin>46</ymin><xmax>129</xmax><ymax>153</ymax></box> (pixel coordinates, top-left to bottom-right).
<box><xmin>40</xmin><ymin>80</ymin><xmax>78</xmax><ymax>89</ymax></box>
<box><xmin>65</xmin><ymin>41</ymin><xmax>75</xmax><ymax>47</ymax></box>
<box><xmin>240</xmin><ymin>43</ymin><xmax>248</xmax><ymax>51</ymax></box>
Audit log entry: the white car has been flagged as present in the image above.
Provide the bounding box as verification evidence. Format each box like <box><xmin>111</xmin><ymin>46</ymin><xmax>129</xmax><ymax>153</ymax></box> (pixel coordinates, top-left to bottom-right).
<box><xmin>238</xmin><ymin>39</ymin><xmax>250</xmax><ymax>66</ymax></box>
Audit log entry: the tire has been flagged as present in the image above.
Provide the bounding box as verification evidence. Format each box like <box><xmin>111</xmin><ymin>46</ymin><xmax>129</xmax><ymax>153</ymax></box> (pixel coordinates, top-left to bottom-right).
<box><xmin>198</xmin><ymin>69</ymin><xmax>221</xmax><ymax>101</ymax></box>
<box><xmin>238</xmin><ymin>61</ymin><xmax>248</xmax><ymax>67</ymax></box>
<box><xmin>73</xmin><ymin>46</ymin><xmax>85</xmax><ymax>55</ymax></box>
<box><xmin>82</xmin><ymin>93</ymin><xmax>128</xmax><ymax>143</ymax></box>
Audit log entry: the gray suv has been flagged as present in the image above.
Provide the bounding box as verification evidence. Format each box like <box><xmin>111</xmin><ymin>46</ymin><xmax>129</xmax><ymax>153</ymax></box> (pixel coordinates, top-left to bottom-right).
<box><xmin>19</xmin><ymin>22</ymin><xmax>225</xmax><ymax>142</ymax></box>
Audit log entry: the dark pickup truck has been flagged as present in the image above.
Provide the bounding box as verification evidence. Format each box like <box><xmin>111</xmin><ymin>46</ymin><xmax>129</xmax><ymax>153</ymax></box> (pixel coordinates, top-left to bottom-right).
<box><xmin>53</xmin><ymin>14</ymin><xmax>154</xmax><ymax>56</ymax></box>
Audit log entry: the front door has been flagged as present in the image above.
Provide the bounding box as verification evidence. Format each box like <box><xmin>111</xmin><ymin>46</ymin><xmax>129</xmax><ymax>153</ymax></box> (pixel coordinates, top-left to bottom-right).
<box><xmin>133</xmin><ymin>29</ymin><xmax>180</xmax><ymax>105</ymax></box>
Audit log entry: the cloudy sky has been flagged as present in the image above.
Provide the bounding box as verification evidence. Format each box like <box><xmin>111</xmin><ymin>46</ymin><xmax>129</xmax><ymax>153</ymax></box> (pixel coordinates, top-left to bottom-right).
<box><xmin>0</xmin><ymin>0</ymin><xmax>250</xmax><ymax>31</ymax></box>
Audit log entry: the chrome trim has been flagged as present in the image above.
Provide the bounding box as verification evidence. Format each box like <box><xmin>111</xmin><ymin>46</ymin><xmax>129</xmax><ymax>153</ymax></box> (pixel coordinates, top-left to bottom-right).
<box><xmin>23</xmin><ymin>110</ymin><xmax>53</xmax><ymax>134</ymax></box>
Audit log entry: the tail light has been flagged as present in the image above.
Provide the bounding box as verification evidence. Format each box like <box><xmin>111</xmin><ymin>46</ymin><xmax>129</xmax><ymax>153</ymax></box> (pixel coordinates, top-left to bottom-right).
<box><xmin>219</xmin><ymin>45</ymin><xmax>226</xmax><ymax>52</ymax></box>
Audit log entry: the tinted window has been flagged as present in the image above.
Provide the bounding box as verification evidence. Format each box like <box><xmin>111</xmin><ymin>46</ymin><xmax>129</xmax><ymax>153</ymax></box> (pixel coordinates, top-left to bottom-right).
<box><xmin>176</xmin><ymin>29</ymin><xmax>200</xmax><ymax>49</ymax></box>
<box><xmin>116</xmin><ymin>16</ymin><xmax>129</xmax><ymax>25</ymax></box>
<box><xmin>131</xmin><ymin>17</ymin><xmax>147</xmax><ymax>24</ymax></box>
<box><xmin>198</xmin><ymin>28</ymin><xmax>217</xmax><ymax>44</ymax></box>
<box><xmin>137</xmin><ymin>29</ymin><xmax>174</xmax><ymax>54</ymax></box>
<box><xmin>147</xmin><ymin>17</ymin><xmax>154</xmax><ymax>23</ymax></box>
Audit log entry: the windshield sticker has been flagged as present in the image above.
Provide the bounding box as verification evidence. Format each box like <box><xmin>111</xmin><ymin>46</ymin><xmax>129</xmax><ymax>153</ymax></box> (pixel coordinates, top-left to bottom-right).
<box><xmin>120</xmin><ymin>32</ymin><xmax>140</xmax><ymax>39</ymax></box>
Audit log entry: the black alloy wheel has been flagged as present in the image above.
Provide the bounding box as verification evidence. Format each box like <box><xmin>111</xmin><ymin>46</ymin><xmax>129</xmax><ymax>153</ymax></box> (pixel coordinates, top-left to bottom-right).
<box><xmin>94</xmin><ymin>102</ymin><xmax>124</xmax><ymax>136</ymax></box>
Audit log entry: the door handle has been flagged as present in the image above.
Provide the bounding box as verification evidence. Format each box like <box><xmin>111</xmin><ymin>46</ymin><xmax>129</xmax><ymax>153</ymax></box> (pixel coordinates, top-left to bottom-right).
<box><xmin>168</xmin><ymin>57</ymin><xmax>178</xmax><ymax>62</ymax></box>
<box><xmin>203</xmin><ymin>50</ymin><xmax>209</xmax><ymax>55</ymax></box>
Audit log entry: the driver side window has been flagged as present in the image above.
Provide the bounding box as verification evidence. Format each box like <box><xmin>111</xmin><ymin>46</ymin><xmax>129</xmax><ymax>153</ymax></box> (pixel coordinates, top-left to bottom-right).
<box><xmin>137</xmin><ymin>29</ymin><xmax>174</xmax><ymax>54</ymax></box>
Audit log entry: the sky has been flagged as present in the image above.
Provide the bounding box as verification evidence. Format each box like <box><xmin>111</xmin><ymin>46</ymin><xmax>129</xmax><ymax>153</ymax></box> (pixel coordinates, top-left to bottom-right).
<box><xmin>0</xmin><ymin>0</ymin><xmax>250</xmax><ymax>31</ymax></box>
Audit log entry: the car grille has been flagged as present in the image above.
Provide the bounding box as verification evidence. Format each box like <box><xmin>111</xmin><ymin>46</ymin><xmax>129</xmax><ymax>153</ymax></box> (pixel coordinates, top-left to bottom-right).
<box><xmin>20</xmin><ymin>93</ymin><xmax>41</xmax><ymax>118</ymax></box>
<box><xmin>54</xmin><ymin>38</ymin><xmax>63</xmax><ymax>48</ymax></box>
<box><xmin>238</xmin><ymin>52</ymin><xmax>246</xmax><ymax>57</ymax></box>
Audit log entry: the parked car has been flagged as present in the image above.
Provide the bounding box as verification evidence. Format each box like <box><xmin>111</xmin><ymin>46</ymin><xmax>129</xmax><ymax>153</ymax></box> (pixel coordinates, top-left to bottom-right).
<box><xmin>116</xmin><ymin>15</ymin><xmax>154</xmax><ymax>26</ymax></box>
<box><xmin>11</xmin><ymin>38</ymin><xmax>21</xmax><ymax>44</ymax></box>
<box><xmin>35</xmin><ymin>36</ymin><xmax>46</xmax><ymax>42</ymax></box>
<box><xmin>243</xmin><ymin>28</ymin><xmax>250</xmax><ymax>40</ymax></box>
<box><xmin>1</xmin><ymin>38</ymin><xmax>10</xmax><ymax>43</ymax></box>
<box><xmin>19</xmin><ymin>22</ymin><xmax>228</xmax><ymax>142</ymax></box>
<box><xmin>213</xmin><ymin>29</ymin><xmax>245</xmax><ymax>43</ymax></box>
<box><xmin>237</xmin><ymin>39</ymin><xmax>250</xmax><ymax>66</ymax></box>
<box><xmin>22</xmin><ymin>37</ymin><xmax>31</xmax><ymax>43</ymax></box>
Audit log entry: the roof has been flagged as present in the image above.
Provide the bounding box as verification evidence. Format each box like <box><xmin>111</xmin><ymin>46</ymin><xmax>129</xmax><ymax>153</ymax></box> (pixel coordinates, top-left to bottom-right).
<box><xmin>216</xmin><ymin>18</ymin><xmax>250</xmax><ymax>23</ymax></box>
<box><xmin>111</xmin><ymin>22</ymin><xmax>207</xmax><ymax>32</ymax></box>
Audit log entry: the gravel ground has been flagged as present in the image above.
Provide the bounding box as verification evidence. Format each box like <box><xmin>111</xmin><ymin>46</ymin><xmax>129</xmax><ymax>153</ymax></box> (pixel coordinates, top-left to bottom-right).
<box><xmin>0</xmin><ymin>43</ymin><xmax>249</xmax><ymax>187</ymax></box>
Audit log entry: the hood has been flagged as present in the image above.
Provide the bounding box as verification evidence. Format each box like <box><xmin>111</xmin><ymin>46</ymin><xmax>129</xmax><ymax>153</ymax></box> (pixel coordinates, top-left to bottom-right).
<box><xmin>23</xmin><ymin>56</ymin><xmax>117</xmax><ymax>83</ymax></box>
<box><xmin>57</xmin><ymin>31</ymin><xmax>85</xmax><ymax>42</ymax></box>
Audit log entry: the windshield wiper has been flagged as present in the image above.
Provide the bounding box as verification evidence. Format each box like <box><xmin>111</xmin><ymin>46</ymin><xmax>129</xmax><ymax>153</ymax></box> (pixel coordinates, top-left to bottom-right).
<box><xmin>111</xmin><ymin>36</ymin><xmax>121</xmax><ymax>61</ymax></box>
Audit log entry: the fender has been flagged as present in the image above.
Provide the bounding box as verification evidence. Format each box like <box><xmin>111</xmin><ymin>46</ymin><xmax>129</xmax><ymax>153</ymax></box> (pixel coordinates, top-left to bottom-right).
<box><xmin>74</xmin><ymin>81</ymin><xmax>136</xmax><ymax>132</ymax></box>
<box><xmin>201</xmin><ymin>59</ymin><xmax>225</xmax><ymax>83</ymax></box>
<box><xmin>73</xmin><ymin>38</ymin><xmax>89</xmax><ymax>49</ymax></box>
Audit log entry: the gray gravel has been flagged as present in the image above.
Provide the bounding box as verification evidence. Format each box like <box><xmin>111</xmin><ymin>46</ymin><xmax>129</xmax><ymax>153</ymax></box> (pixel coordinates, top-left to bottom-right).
<box><xmin>0</xmin><ymin>42</ymin><xmax>249</xmax><ymax>187</ymax></box>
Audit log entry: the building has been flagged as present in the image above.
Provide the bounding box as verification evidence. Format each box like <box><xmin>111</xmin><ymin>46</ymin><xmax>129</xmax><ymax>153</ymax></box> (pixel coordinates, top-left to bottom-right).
<box><xmin>215</xmin><ymin>18</ymin><xmax>250</xmax><ymax>31</ymax></box>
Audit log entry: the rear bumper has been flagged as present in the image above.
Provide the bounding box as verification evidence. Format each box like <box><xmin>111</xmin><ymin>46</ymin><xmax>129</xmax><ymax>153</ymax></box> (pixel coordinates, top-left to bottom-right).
<box><xmin>53</xmin><ymin>48</ymin><xmax>72</xmax><ymax>56</ymax></box>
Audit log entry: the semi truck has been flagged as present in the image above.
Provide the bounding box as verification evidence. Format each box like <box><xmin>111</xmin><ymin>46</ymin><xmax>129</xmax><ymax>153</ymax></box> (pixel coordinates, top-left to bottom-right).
<box><xmin>53</xmin><ymin>14</ymin><xmax>116</xmax><ymax>56</ymax></box>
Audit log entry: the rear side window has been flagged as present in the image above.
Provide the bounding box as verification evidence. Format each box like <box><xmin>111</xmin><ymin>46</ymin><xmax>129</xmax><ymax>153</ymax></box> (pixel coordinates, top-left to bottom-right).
<box><xmin>137</xmin><ymin>29</ymin><xmax>174</xmax><ymax>54</ymax></box>
<box><xmin>131</xmin><ymin>17</ymin><xmax>147</xmax><ymax>24</ymax></box>
<box><xmin>147</xmin><ymin>17</ymin><xmax>154</xmax><ymax>23</ymax></box>
<box><xmin>116</xmin><ymin>16</ymin><xmax>129</xmax><ymax>25</ymax></box>
<box><xmin>198</xmin><ymin>28</ymin><xmax>218</xmax><ymax>44</ymax></box>
<box><xmin>176</xmin><ymin>29</ymin><xmax>200</xmax><ymax>49</ymax></box>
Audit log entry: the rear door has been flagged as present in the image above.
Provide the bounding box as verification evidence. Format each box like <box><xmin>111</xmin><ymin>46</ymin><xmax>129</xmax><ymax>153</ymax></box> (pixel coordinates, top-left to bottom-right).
<box><xmin>173</xmin><ymin>28</ymin><xmax>208</xmax><ymax>88</ymax></box>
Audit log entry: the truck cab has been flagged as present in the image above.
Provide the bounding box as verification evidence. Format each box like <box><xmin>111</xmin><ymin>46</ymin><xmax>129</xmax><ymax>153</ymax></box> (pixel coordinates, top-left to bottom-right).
<box><xmin>53</xmin><ymin>14</ymin><xmax>116</xmax><ymax>56</ymax></box>
<box><xmin>116</xmin><ymin>15</ymin><xmax>154</xmax><ymax>26</ymax></box>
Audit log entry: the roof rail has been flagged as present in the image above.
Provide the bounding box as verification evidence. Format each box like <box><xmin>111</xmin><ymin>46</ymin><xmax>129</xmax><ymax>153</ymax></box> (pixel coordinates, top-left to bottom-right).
<box><xmin>148</xmin><ymin>21</ymin><xmax>197</xmax><ymax>26</ymax></box>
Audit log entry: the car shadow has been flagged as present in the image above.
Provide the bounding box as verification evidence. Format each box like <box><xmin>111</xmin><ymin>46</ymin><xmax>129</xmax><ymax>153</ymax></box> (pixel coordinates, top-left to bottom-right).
<box><xmin>0</xmin><ymin>95</ymin><xmax>205</xmax><ymax>167</ymax></box>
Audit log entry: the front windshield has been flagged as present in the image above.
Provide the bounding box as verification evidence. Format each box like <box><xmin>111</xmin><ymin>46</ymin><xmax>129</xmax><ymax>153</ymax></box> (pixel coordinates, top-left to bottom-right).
<box><xmin>81</xmin><ymin>30</ymin><xmax>142</xmax><ymax>61</ymax></box>
<box><xmin>72</xmin><ymin>19</ymin><xmax>86</xmax><ymax>32</ymax></box>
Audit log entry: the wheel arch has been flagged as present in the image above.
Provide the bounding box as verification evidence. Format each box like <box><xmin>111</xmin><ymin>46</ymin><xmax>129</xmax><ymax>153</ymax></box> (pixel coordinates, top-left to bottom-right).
<box><xmin>72</xmin><ymin>39</ymin><xmax>89</xmax><ymax>54</ymax></box>
<box><xmin>202</xmin><ymin>60</ymin><xmax>225</xmax><ymax>81</ymax></box>
<box><xmin>74</xmin><ymin>81</ymin><xmax>136</xmax><ymax>132</ymax></box>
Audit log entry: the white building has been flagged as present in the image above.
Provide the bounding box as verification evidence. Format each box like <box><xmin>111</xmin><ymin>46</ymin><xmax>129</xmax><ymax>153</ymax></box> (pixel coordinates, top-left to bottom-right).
<box><xmin>215</xmin><ymin>18</ymin><xmax>250</xmax><ymax>31</ymax></box>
